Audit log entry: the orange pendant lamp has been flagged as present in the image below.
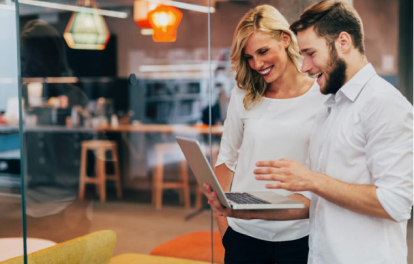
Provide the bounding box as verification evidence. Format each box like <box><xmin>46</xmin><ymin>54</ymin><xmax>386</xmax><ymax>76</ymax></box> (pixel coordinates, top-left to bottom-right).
<box><xmin>133</xmin><ymin>0</ymin><xmax>159</xmax><ymax>29</ymax></box>
<box><xmin>148</xmin><ymin>5</ymin><xmax>182</xmax><ymax>42</ymax></box>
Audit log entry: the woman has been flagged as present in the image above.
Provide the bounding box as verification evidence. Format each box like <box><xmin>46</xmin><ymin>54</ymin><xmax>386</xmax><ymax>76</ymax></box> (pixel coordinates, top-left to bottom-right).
<box><xmin>213</xmin><ymin>5</ymin><xmax>327</xmax><ymax>264</ymax></box>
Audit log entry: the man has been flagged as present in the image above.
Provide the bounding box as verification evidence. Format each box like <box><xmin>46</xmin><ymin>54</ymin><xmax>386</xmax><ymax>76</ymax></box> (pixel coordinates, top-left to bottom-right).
<box><xmin>204</xmin><ymin>1</ymin><xmax>413</xmax><ymax>263</ymax></box>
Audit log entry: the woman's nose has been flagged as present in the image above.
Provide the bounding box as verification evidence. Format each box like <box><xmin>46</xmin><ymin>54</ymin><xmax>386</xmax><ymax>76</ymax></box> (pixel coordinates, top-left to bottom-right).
<box><xmin>250</xmin><ymin>57</ymin><xmax>264</xmax><ymax>71</ymax></box>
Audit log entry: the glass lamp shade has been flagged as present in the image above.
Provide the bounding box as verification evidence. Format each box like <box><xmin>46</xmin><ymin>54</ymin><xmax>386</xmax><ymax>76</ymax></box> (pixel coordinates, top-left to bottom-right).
<box><xmin>148</xmin><ymin>5</ymin><xmax>182</xmax><ymax>42</ymax></box>
<box><xmin>63</xmin><ymin>11</ymin><xmax>111</xmax><ymax>50</ymax></box>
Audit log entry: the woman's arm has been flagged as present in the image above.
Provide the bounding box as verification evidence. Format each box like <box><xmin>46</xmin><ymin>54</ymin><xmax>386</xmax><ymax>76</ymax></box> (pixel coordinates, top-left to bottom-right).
<box><xmin>213</xmin><ymin>164</ymin><xmax>234</xmax><ymax>238</ymax></box>
<box><xmin>204</xmin><ymin>183</ymin><xmax>310</xmax><ymax>220</ymax></box>
<box><xmin>212</xmin><ymin>88</ymin><xmax>244</xmax><ymax>237</ymax></box>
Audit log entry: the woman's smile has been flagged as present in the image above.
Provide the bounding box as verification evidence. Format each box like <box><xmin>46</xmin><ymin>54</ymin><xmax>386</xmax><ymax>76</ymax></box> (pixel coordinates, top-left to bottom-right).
<box><xmin>259</xmin><ymin>65</ymin><xmax>274</xmax><ymax>76</ymax></box>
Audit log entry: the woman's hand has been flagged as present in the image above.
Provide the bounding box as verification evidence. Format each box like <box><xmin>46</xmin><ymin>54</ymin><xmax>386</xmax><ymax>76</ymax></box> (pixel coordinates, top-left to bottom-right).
<box><xmin>204</xmin><ymin>184</ymin><xmax>235</xmax><ymax>217</ymax></box>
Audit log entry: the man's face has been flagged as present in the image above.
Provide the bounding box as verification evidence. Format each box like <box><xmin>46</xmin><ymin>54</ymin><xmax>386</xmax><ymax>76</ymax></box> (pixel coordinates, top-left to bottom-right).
<box><xmin>297</xmin><ymin>27</ymin><xmax>347</xmax><ymax>95</ymax></box>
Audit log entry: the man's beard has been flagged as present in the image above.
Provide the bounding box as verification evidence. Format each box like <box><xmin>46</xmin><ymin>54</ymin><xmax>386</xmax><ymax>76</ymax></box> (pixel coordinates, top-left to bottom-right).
<box><xmin>322</xmin><ymin>50</ymin><xmax>347</xmax><ymax>95</ymax></box>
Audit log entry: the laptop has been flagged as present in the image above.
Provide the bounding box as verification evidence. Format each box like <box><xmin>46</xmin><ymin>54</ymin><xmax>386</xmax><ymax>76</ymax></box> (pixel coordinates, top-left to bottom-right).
<box><xmin>176</xmin><ymin>136</ymin><xmax>305</xmax><ymax>210</ymax></box>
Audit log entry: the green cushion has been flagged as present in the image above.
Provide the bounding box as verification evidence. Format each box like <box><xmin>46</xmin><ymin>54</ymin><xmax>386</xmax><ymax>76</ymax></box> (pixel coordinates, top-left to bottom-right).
<box><xmin>0</xmin><ymin>230</ymin><xmax>116</xmax><ymax>264</ymax></box>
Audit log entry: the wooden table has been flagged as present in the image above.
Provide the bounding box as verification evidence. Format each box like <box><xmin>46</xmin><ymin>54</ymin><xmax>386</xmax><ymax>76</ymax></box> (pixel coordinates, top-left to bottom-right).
<box><xmin>101</xmin><ymin>124</ymin><xmax>224</xmax><ymax>135</ymax></box>
<box><xmin>101</xmin><ymin>124</ymin><xmax>223</xmax><ymax>174</ymax></box>
<box><xmin>1</xmin><ymin>124</ymin><xmax>224</xmax><ymax>135</ymax></box>
<box><xmin>0</xmin><ymin>123</ymin><xmax>223</xmax><ymax>182</ymax></box>
<box><xmin>0</xmin><ymin>237</ymin><xmax>56</xmax><ymax>261</ymax></box>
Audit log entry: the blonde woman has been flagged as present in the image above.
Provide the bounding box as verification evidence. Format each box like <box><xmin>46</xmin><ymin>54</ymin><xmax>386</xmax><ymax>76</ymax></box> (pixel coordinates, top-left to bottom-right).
<box><xmin>213</xmin><ymin>5</ymin><xmax>327</xmax><ymax>264</ymax></box>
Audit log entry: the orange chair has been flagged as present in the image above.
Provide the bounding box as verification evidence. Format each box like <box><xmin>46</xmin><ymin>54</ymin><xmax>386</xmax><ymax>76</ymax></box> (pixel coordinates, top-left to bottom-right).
<box><xmin>150</xmin><ymin>231</ymin><xmax>225</xmax><ymax>264</ymax></box>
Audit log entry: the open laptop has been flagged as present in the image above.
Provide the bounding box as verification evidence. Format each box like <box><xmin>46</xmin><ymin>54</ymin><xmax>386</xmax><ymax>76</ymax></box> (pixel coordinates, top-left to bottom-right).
<box><xmin>176</xmin><ymin>136</ymin><xmax>305</xmax><ymax>210</ymax></box>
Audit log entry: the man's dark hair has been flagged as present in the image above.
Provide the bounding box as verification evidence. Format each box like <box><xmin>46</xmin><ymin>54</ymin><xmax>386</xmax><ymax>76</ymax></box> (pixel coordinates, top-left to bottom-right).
<box><xmin>290</xmin><ymin>0</ymin><xmax>365</xmax><ymax>54</ymax></box>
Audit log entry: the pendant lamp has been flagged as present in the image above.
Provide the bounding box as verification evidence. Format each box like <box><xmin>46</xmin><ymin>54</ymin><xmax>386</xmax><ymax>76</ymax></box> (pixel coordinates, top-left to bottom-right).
<box><xmin>133</xmin><ymin>0</ymin><xmax>159</xmax><ymax>29</ymax></box>
<box><xmin>63</xmin><ymin>0</ymin><xmax>111</xmax><ymax>50</ymax></box>
<box><xmin>148</xmin><ymin>5</ymin><xmax>182</xmax><ymax>42</ymax></box>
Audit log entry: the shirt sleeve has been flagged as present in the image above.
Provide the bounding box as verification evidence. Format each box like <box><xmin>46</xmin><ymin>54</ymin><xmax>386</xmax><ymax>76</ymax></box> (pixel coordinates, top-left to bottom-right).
<box><xmin>363</xmin><ymin>92</ymin><xmax>413</xmax><ymax>222</ymax></box>
<box><xmin>215</xmin><ymin>87</ymin><xmax>244</xmax><ymax>172</ymax></box>
<box><xmin>296</xmin><ymin>153</ymin><xmax>313</xmax><ymax>200</ymax></box>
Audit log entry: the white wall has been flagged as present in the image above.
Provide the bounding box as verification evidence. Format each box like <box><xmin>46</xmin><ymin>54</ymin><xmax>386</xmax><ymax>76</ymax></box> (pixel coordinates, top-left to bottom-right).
<box><xmin>0</xmin><ymin>3</ymin><xmax>20</xmax><ymax>113</ymax></box>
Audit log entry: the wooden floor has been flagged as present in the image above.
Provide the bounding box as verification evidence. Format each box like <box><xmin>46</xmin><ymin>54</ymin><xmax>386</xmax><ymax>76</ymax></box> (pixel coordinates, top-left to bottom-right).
<box><xmin>0</xmin><ymin>191</ymin><xmax>412</xmax><ymax>263</ymax></box>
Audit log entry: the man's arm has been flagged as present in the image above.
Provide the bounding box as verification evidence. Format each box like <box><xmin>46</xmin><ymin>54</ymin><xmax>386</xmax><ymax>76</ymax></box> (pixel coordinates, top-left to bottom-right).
<box><xmin>254</xmin><ymin>159</ymin><xmax>392</xmax><ymax>221</ymax></box>
<box><xmin>204</xmin><ymin>183</ymin><xmax>310</xmax><ymax>221</ymax></box>
<box><xmin>254</xmin><ymin>93</ymin><xmax>413</xmax><ymax>222</ymax></box>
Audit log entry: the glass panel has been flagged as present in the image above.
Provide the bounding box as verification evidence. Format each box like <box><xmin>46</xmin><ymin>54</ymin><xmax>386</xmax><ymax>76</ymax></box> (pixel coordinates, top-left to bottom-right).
<box><xmin>0</xmin><ymin>0</ymin><xmax>25</xmax><ymax>262</ymax></box>
<box><xmin>17</xmin><ymin>0</ymin><xmax>216</xmax><ymax>263</ymax></box>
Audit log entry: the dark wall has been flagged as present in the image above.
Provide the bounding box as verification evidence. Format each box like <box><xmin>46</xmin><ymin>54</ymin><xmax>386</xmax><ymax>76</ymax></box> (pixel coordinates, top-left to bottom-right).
<box><xmin>65</xmin><ymin>36</ymin><xmax>117</xmax><ymax>77</ymax></box>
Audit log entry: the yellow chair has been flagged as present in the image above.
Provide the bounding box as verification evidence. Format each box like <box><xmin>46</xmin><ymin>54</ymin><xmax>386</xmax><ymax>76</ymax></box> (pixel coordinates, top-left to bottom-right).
<box><xmin>110</xmin><ymin>253</ymin><xmax>211</xmax><ymax>264</ymax></box>
<box><xmin>1</xmin><ymin>230</ymin><xmax>116</xmax><ymax>264</ymax></box>
<box><xmin>0</xmin><ymin>230</ymin><xmax>213</xmax><ymax>264</ymax></box>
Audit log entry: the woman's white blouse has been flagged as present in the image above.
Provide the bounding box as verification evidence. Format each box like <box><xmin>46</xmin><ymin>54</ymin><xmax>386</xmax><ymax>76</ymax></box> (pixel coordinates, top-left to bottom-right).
<box><xmin>215</xmin><ymin>81</ymin><xmax>327</xmax><ymax>241</ymax></box>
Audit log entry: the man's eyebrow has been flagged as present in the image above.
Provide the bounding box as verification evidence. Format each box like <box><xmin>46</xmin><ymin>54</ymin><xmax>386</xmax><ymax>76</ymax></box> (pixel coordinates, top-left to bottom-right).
<box><xmin>300</xmin><ymin>48</ymin><xmax>310</xmax><ymax>55</ymax></box>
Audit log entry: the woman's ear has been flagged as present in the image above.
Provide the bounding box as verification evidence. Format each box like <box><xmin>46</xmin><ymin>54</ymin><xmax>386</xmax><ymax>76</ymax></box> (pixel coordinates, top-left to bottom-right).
<box><xmin>281</xmin><ymin>31</ymin><xmax>291</xmax><ymax>49</ymax></box>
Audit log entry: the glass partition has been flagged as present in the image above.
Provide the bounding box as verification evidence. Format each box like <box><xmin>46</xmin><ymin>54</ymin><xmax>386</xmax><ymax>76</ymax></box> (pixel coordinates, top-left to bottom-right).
<box><xmin>15</xmin><ymin>0</ymin><xmax>218</xmax><ymax>262</ymax></box>
<box><xmin>0</xmin><ymin>0</ymin><xmax>25</xmax><ymax>262</ymax></box>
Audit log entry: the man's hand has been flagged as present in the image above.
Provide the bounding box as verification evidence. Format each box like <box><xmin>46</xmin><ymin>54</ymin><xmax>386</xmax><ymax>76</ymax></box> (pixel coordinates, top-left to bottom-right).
<box><xmin>254</xmin><ymin>159</ymin><xmax>317</xmax><ymax>192</ymax></box>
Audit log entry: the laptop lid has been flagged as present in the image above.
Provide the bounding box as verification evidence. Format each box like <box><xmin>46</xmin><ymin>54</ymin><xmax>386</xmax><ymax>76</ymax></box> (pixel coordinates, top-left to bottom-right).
<box><xmin>176</xmin><ymin>136</ymin><xmax>232</xmax><ymax>208</ymax></box>
<box><xmin>176</xmin><ymin>136</ymin><xmax>305</xmax><ymax>210</ymax></box>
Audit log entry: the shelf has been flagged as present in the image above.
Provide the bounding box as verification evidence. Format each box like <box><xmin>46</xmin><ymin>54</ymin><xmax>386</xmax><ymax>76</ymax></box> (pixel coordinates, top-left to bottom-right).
<box><xmin>133</xmin><ymin>79</ymin><xmax>208</xmax><ymax>125</ymax></box>
<box><xmin>145</xmin><ymin>94</ymin><xmax>201</xmax><ymax>102</ymax></box>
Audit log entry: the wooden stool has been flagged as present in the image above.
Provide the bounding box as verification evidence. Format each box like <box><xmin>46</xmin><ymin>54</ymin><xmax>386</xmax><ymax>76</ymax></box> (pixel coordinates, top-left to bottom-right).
<box><xmin>78</xmin><ymin>140</ymin><xmax>122</xmax><ymax>202</ymax></box>
<box><xmin>195</xmin><ymin>144</ymin><xmax>220</xmax><ymax>210</ymax></box>
<box><xmin>152</xmin><ymin>143</ymin><xmax>190</xmax><ymax>210</ymax></box>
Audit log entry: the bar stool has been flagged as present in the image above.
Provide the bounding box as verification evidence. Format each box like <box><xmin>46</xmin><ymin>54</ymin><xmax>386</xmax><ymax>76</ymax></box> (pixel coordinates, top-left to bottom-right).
<box><xmin>152</xmin><ymin>142</ymin><xmax>190</xmax><ymax>210</ymax></box>
<box><xmin>195</xmin><ymin>144</ymin><xmax>220</xmax><ymax>210</ymax></box>
<box><xmin>78</xmin><ymin>140</ymin><xmax>122</xmax><ymax>202</ymax></box>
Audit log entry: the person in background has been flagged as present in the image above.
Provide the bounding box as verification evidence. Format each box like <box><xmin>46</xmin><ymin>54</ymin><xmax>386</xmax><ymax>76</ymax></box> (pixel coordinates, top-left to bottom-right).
<box><xmin>20</xmin><ymin>19</ymin><xmax>88</xmax><ymax>110</ymax></box>
<box><xmin>205</xmin><ymin>1</ymin><xmax>413</xmax><ymax>263</ymax></box>
<box><xmin>213</xmin><ymin>5</ymin><xmax>327</xmax><ymax>264</ymax></box>
<box><xmin>17</xmin><ymin>19</ymin><xmax>93</xmax><ymax>242</ymax></box>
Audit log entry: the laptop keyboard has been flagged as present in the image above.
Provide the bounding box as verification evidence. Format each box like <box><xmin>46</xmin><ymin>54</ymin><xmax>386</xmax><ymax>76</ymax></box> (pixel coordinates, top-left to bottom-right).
<box><xmin>225</xmin><ymin>192</ymin><xmax>271</xmax><ymax>204</ymax></box>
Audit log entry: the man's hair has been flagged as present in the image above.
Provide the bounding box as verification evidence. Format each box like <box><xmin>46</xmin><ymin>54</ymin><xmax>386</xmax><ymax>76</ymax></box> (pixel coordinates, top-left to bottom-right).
<box><xmin>290</xmin><ymin>0</ymin><xmax>365</xmax><ymax>54</ymax></box>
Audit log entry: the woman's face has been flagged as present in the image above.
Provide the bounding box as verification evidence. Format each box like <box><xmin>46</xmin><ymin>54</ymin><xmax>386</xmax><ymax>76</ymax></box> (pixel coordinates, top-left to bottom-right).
<box><xmin>243</xmin><ymin>31</ymin><xmax>290</xmax><ymax>83</ymax></box>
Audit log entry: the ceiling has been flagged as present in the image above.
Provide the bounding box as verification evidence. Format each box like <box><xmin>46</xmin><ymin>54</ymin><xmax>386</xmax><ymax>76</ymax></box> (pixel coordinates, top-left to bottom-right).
<box><xmin>18</xmin><ymin>0</ymin><xmax>250</xmax><ymax>16</ymax></box>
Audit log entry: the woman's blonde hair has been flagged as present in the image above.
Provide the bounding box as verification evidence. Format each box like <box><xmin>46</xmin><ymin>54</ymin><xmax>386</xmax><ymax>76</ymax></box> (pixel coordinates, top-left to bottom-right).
<box><xmin>230</xmin><ymin>5</ymin><xmax>303</xmax><ymax>109</ymax></box>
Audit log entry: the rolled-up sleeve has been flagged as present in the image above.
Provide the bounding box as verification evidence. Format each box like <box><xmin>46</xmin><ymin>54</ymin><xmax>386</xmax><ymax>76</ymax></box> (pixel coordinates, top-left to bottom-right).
<box><xmin>364</xmin><ymin>94</ymin><xmax>413</xmax><ymax>222</ymax></box>
<box><xmin>215</xmin><ymin>87</ymin><xmax>244</xmax><ymax>172</ymax></box>
<box><xmin>298</xmin><ymin>154</ymin><xmax>313</xmax><ymax>200</ymax></box>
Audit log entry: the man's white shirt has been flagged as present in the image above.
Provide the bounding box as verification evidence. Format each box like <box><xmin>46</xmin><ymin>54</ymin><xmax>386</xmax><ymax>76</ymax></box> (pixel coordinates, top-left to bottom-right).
<box><xmin>307</xmin><ymin>64</ymin><xmax>413</xmax><ymax>264</ymax></box>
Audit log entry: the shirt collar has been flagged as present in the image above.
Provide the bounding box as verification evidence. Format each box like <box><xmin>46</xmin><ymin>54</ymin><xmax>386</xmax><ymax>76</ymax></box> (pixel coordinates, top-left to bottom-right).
<box><xmin>324</xmin><ymin>63</ymin><xmax>377</xmax><ymax>107</ymax></box>
<box><xmin>338</xmin><ymin>63</ymin><xmax>377</xmax><ymax>102</ymax></box>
